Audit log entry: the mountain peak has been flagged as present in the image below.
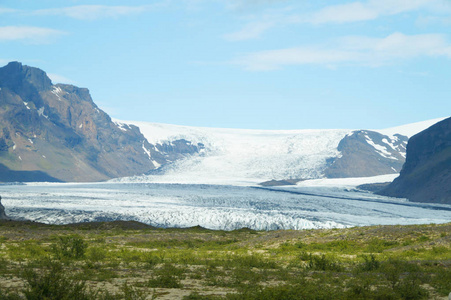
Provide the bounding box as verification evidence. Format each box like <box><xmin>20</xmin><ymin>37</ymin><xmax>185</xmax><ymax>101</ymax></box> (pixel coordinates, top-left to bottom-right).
<box><xmin>0</xmin><ymin>61</ymin><xmax>52</xmax><ymax>92</ymax></box>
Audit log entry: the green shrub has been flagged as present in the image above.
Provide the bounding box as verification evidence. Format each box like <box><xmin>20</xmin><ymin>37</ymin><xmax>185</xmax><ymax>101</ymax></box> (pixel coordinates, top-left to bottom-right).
<box><xmin>417</xmin><ymin>235</ymin><xmax>430</xmax><ymax>242</ymax></box>
<box><xmin>86</xmin><ymin>246</ymin><xmax>107</xmax><ymax>261</ymax></box>
<box><xmin>22</xmin><ymin>260</ymin><xmax>91</xmax><ymax>300</ymax></box>
<box><xmin>226</xmin><ymin>281</ymin><xmax>341</xmax><ymax>300</ymax></box>
<box><xmin>357</xmin><ymin>254</ymin><xmax>380</xmax><ymax>272</ymax></box>
<box><xmin>395</xmin><ymin>272</ymin><xmax>429</xmax><ymax>300</ymax></box>
<box><xmin>147</xmin><ymin>263</ymin><xmax>185</xmax><ymax>288</ymax></box>
<box><xmin>183</xmin><ymin>292</ymin><xmax>222</xmax><ymax>299</ymax></box>
<box><xmin>116</xmin><ymin>282</ymin><xmax>147</xmax><ymax>300</ymax></box>
<box><xmin>305</xmin><ymin>253</ymin><xmax>343</xmax><ymax>272</ymax></box>
<box><xmin>429</xmin><ymin>268</ymin><xmax>451</xmax><ymax>296</ymax></box>
<box><xmin>142</xmin><ymin>252</ymin><xmax>161</xmax><ymax>269</ymax></box>
<box><xmin>231</xmin><ymin>254</ymin><xmax>277</xmax><ymax>269</ymax></box>
<box><xmin>0</xmin><ymin>290</ymin><xmax>22</xmax><ymax>300</ymax></box>
<box><xmin>366</xmin><ymin>239</ymin><xmax>399</xmax><ymax>253</ymax></box>
<box><xmin>92</xmin><ymin>283</ymin><xmax>151</xmax><ymax>300</ymax></box>
<box><xmin>51</xmin><ymin>235</ymin><xmax>87</xmax><ymax>259</ymax></box>
<box><xmin>147</xmin><ymin>274</ymin><xmax>181</xmax><ymax>288</ymax></box>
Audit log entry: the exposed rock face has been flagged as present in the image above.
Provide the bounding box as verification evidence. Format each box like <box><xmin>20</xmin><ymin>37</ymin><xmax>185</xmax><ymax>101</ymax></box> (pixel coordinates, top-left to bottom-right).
<box><xmin>380</xmin><ymin>117</ymin><xmax>451</xmax><ymax>204</ymax></box>
<box><xmin>325</xmin><ymin>130</ymin><xmax>408</xmax><ymax>178</ymax></box>
<box><xmin>0</xmin><ymin>62</ymin><xmax>201</xmax><ymax>182</ymax></box>
<box><xmin>0</xmin><ymin>196</ymin><xmax>6</xmax><ymax>219</ymax></box>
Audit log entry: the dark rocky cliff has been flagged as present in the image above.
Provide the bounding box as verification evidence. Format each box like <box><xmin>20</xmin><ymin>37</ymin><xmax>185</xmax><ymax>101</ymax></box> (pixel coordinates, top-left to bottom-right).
<box><xmin>379</xmin><ymin>117</ymin><xmax>451</xmax><ymax>204</ymax></box>
<box><xmin>0</xmin><ymin>196</ymin><xmax>6</xmax><ymax>219</ymax></box>
<box><xmin>0</xmin><ymin>62</ymin><xmax>201</xmax><ymax>182</ymax></box>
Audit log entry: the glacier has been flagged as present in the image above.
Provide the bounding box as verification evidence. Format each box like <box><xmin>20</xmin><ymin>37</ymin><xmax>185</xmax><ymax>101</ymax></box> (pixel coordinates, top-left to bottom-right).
<box><xmin>2</xmin><ymin>180</ymin><xmax>451</xmax><ymax>231</ymax></box>
<box><xmin>2</xmin><ymin>118</ymin><xmax>450</xmax><ymax>231</ymax></box>
<box><xmin>120</xmin><ymin>121</ymin><xmax>352</xmax><ymax>185</ymax></box>
<box><xmin>115</xmin><ymin>118</ymin><xmax>446</xmax><ymax>185</ymax></box>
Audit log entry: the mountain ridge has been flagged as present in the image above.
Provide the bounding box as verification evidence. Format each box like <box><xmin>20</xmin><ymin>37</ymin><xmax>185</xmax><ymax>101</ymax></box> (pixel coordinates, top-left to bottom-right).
<box><xmin>0</xmin><ymin>62</ymin><xmax>202</xmax><ymax>182</ymax></box>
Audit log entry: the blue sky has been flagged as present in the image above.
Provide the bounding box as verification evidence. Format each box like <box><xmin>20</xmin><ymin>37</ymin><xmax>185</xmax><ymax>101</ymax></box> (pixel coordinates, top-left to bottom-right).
<box><xmin>1</xmin><ymin>0</ymin><xmax>450</xmax><ymax>129</ymax></box>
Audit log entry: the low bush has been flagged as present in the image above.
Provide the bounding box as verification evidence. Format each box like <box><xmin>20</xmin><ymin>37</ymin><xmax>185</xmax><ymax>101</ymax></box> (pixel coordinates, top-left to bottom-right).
<box><xmin>22</xmin><ymin>260</ymin><xmax>91</xmax><ymax>300</ymax></box>
<box><xmin>356</xmin><ymin>254</ymin><xmax>380</xmax><ymax>272</ymax></box>
<box><xmin>51</xmin><ymin>235</ymin><xmax>87</xmax><ymax>260</ymax></box>
<box><xmin>305</xmin><ymin>253</ymin><xmax>343</xmax><ymax>272</ymax></box>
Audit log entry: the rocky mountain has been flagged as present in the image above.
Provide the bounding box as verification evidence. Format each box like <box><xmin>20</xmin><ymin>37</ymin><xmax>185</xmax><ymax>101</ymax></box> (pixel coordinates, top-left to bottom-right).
<box><xmin>324</xmin><ymin>130</ymin><xmax>408</xmax><ymax>178</ymax></box>
<box><xmin>379</xmin><ymin>117</ymin><xmax>451</xmax><ymax>204</ymax></box>
<box><xmin>0</xmin><ymin>62</ymin><xmax>203</xmax><ymax>182</ymax></box>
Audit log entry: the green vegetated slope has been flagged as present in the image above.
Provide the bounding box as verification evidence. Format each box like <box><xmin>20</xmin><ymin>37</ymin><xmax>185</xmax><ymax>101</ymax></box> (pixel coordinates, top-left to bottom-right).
<box><xmin>0</xmin><ymin>221</ymin><xmax>450</xmax><ymax>299</ymax></box>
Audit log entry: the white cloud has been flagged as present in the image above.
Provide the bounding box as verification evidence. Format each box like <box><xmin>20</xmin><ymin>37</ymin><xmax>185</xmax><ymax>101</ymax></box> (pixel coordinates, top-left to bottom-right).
<box><xmin>224</xmin><ymin>0</ymin><xmax>450</xmax><ymax>41</ymax></box>
<box><xmin>309</xmin><ymin>0</ymin><xmax>435</xmax><ymax>24</ymax></box>
<box><xmin>32</xmin><ymin>4</ymin><xmax>159</xmax><ymax>20</ymax></box>
<box><xmin>0</xmin><ymin>8</ymin><xmax>18</xmax><ymax>14</ymax></box>
<box><xmin>309</xmin><ymin>2</ymin><xmax>379</xmax><ymax>24</ymax></box>
<box><xmin>224</xmin><ymin>21</ymin><xmax>275</xmax><ymax>41</ymax></box>
<box><xmin>226</xmin><ymin>0</ymin><xmax>291</xmax><ymax>11</ymax></box>
<box><xmin>233</xmin><ymin>33</ymin><xmax>451</xmax><ymax>70</ymax></box>
<box><xmin>0</xmin><ymin>26</ymin><xmax>66</xmax><ymax>43</ymax></box>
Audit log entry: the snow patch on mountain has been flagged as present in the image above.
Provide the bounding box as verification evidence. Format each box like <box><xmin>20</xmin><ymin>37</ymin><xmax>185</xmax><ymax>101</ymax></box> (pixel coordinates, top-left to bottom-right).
<box><xmin>51</xmin><ymin>86</ymin><xmax>63</xmax><ymax>101</ymax></box>
<box><xmin>364</xmin><ymin>134</ymin><xmax>398</xmax><ymax>160</ymax></box>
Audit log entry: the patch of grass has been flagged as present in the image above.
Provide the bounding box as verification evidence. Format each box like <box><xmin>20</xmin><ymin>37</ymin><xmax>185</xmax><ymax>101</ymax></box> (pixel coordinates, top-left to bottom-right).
<box><xmin>366</xmin><ymin>238</ymin><xmax>399</xmax><ymax>253</ymax></box>
<box><xmin>307</xmin><ymin>239</ymin><xmax>360</xmax><ymax>254</ymax></box>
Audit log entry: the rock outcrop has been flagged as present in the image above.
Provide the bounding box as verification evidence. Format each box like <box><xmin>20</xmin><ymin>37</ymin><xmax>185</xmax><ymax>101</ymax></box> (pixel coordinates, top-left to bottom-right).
<box><xmin>0</xmin><ymin>196</ymin><xmax>6</xmax><ymax>219</ymax></box>
<box><xmin>325</xmin><ymin>130</ymin><xmax>408</xmax><ymax>178</ymax></box>
<box><xmin>379</xmin><ymin>117</ymin><xmax>451</xmax><ymax>204</ymax></box>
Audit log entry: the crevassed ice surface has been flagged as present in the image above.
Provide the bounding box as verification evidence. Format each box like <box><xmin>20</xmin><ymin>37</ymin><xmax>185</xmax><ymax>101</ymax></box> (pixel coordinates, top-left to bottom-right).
<box><xmin>2</xmin><ymin>182</ymin><xmax>451</xmax><ymax>230</ymax></box>
<box><xmin>119</xmin><ymin>121</ymin><xmax>352</xmax><ymax>185</ymax></box>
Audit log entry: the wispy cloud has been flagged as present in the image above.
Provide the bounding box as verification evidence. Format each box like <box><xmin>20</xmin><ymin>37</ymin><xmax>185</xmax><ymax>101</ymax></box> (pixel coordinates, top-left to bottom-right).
<box><xmin>0</xmin><ymin>7</ymin><xmax>18</xmax><ymax>14</ymax></box>
<box><xmin>226</xmin><ymin>0</ymin><xmax>291</xmax><ymax>11</ymax></box>
<box><xmin>309</xmin><ymin>0</ymin><xmax>435</xmax><ymax>24</ymax></box>
<box><xmin>0</xmin><ymin>26</ymin><xmax>66</xmax><ymax>43</ymax></box>
<box><xmin>224</xmin><ymin>21</ymin><xmax>275</xmax><ymax>41</ymax></box>
<box><xmin>224</xmin><ymin>0</ymin><xmax>450</xmax><ymax>41</ymax></box>
<box><xmin>32</xmin><ymin>4</ymin><xmax>161</xmax><ymax>21</ymax></box>
<box><xmin>232</xmin><ymin>33</ymin><xmax>451</xmax><ymax>70</ymax></box>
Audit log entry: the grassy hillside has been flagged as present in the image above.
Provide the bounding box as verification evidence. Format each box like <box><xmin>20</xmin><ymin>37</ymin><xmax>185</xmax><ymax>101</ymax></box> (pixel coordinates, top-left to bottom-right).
<box><xmin>0</xmin><ymin>221</ymin><xmax>450</xmax><ymax>299</ymax></box>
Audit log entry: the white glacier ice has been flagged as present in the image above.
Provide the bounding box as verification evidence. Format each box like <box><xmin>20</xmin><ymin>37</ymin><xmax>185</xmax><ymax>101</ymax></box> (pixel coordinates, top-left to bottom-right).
<box><xmin>2</xmin><ymin>182</ymin><xmax>451</xmax><ymax>231</ymax></box>
<box><xmin>120</xmin><ymin>121</ymin><xmax>352</xmax><ymax>185</ymax></box>
<box><xmin>115</xmin><ymin>118</ymin><xmax>445</xmax><ymax>186</ymax></box>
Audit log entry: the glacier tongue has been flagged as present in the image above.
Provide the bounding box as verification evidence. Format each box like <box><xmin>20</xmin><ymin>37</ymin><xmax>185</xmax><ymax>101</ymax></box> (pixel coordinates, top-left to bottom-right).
<box><xmin>4</xmin><ymin>182</ymin><xmax>451</xmax><ymax>231</ymax></box>
<box><xmin>119</xmin><ymin>121</ymin><xmax>352</xmax><ymax>185</ymax></box>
